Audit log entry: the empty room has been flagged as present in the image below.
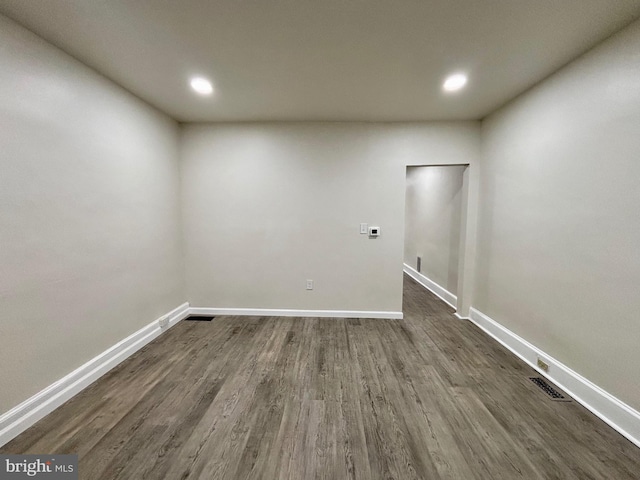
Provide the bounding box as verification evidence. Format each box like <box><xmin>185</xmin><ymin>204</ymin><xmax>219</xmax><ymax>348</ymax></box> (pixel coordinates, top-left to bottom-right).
<box><xmin>1</xmin><ymin>1</ymin><xmax>640</xmax><ymax>479</ymax></box>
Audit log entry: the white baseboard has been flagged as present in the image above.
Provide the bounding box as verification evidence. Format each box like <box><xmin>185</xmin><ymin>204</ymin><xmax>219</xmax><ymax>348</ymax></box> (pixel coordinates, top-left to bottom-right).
<box><xmin>403</xmin><ymin>264</ymin><xmax>457</xmax><ymax>310</ymax></box>
<box><xmin>0</xmin><ymin>302</ymin><xmax>190</xmax><ymax>448</ymax></box>
<box><xmin>454</xmin><ymin>312</ymin><xmax>470</xmax><ymax>320</ymax></box>
<box><xmin>189</xmin><ymin>307</ymin><xmax>403</xmax><ymax>320</ymax></box>
<box><xmin>469</xmin><ymin>307</ymin><xmax>640</xmax><ymax>449</ymax></box>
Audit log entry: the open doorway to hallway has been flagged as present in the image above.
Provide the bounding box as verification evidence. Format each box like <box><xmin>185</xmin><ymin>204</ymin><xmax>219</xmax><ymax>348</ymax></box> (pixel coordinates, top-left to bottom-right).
<box><xmin>403</xmin><ymin>165</ymin><xmax>468</xmax><ymax>311</ymax></box>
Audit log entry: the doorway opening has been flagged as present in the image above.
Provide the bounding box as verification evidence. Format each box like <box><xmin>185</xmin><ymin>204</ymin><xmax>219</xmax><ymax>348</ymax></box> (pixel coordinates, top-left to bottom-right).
<box><xmin>403</xmin><ymin>164</ymin><xmax>470</xmax><ymax>313</ymax></box>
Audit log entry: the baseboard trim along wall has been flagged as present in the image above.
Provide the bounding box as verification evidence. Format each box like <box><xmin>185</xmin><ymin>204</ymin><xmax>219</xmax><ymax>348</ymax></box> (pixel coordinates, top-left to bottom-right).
<box><xmin>0</xmin><ymin>302</ymin><xmax>190</xmax><ymax>448</ymax></box>
<box><xmin>403</xmin><ymin>263</ymin><xmax>457</xmax><ymax>310</ymax></box>
<box><xmin>189</xmin><ymin>307</ymin><xmax>403</xmax><ymax>320</ymax></box>
<box><xmin>468</xmin><ymin>307</ymin><xmax>640</xmax><ymax>449</ymax></box>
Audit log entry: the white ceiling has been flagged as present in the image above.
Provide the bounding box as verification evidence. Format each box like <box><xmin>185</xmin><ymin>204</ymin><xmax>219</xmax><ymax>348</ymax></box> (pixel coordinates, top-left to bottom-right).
<box><xmin>1</xmin><ymin>0</ymin><xmax>639</xmax><ymax>122</ymax></box>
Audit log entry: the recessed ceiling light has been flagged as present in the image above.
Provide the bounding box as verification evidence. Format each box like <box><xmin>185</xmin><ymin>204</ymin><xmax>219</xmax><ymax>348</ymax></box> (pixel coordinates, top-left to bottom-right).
<box><xmin>190</xmin><ymin>77</ymin><xmax>213</xmax><ymax>96</ymax></box>
<box><xmin>443</xmin><ymin>73</ymin><xmax>467</xmax><ymax>92</ymax></box>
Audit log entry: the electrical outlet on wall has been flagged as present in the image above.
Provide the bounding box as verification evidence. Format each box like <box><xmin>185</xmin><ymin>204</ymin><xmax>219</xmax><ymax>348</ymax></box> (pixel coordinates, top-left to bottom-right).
<box><xmin>158</xmin><ymin>316</ymin><xmax>170</xmax><ymax>329</ymax></box>
<box><xmin>306</xmin><ymin>279</ymin><xmax>313</xmax><ymax>290</ymax></box>
<box><xmin>537</xmin><ymin>357</ymin><xmax>549</xmax><ymax>372</ymax></box>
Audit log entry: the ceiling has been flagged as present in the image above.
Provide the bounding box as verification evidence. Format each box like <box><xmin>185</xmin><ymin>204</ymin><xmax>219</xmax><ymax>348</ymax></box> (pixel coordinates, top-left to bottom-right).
<box><xmin>1</xmin><ymin>0</ymin><xmax>639</xmax><ymax>122</ymax></box>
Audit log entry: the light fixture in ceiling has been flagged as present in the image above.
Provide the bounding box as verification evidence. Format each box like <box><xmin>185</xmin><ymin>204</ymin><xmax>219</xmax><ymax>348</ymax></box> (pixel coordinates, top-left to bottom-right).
<box><xmin>442</xmin><ymin>73</ymin><xmax>467</xmax><ymax>92</ymax></box>
<box><xmin>190</xmin><ymin>77</ymin><xmax>214</xmax><ymax>96</ymax></box>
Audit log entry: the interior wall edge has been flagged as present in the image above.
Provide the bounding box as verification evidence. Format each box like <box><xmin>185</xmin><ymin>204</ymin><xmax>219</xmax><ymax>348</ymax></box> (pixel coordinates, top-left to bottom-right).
<box><xmin>0</xmin><ymin>302</ymin><xmax>190</xmax><ymax>448</ymax></box>
<box><xmin>402</xmin><ymin>265</ymin><xmax>457</xmax><ymax>310</ymax></box>
<box><xmin>188</xmin><ymin>307</ymin><xmax>403</xmax><ymax>320</ymax></box>
<box><xmin>468</xmin><ymin>307</ymin><xmax>640</xmax><ymax>449</ymax></box>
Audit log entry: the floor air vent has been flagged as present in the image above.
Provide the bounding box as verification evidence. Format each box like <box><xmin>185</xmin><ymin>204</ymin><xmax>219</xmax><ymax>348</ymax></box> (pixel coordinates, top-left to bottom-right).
<box><xmin>529</xmin><ymin>377</ymin><xmax>570</xmax><ymax>401</ymax></box>
<box><xmin>185</xmin><ymin>315</ymin><xmax>215</xmax><ymax>322</ymax></box>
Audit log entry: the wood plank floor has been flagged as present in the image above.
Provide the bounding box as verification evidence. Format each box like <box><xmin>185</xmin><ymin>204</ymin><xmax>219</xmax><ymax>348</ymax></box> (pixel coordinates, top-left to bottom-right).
<box><xmin>3</xmin><ymin>275</ymin><xmax>640</xmax><ymax>479</ymax></box>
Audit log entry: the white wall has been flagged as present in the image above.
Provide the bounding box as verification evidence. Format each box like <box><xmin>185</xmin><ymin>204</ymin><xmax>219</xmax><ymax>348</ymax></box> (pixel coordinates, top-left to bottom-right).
<box><xmin>0</xmin><ymin>15</ymin><xmax>185</xmax><ymax>413</ymax></box>
<box><xmin>477</xmin><ymin>19</ymin><xmax>640</xmax><ymax>411</ymax></box>
<box><xmin>180</xmin><ymin>122</ymin><xmax>479</xmax><ymax>313</ymax></box>
<box><xmin>404</xmin><ymin>165</ymin><xmax>465</xmax><ymax>295</ymax></box>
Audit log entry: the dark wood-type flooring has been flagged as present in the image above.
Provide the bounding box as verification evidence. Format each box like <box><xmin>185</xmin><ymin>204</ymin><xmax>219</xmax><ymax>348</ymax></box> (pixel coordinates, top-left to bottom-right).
<box><xmin>3</xmin><ymin>275</ymin><xmax>640</xmax><ymax>479</ymax></box>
